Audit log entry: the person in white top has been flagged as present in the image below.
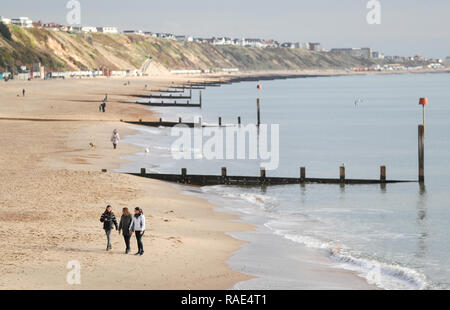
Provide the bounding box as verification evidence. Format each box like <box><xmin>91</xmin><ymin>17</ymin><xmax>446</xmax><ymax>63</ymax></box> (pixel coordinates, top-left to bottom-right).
<box><xmin>111</xmin><ymin>129</ymin><xmax>120</xmax><ymax>150</ymax></box>
<box><xmin>129</xmin><ymin>207</ymin><xmax>146</xmax><ymax>256</ymax></box>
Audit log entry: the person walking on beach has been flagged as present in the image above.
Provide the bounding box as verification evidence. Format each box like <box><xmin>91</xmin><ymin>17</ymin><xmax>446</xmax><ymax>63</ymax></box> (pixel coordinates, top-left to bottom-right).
<box><xmin>119</xmin><ymin>207</ymin><xmax>133</xmax><ymax>254</ymax></box>
<box><xmin>101</xmin><ymin>94</ymin><xmax>107</xmax><ymax>113</ymax></box>
<box><xmin>22</xmin><ymin>89</ymin><xmax>26</xmax><ymax>97</ymax></box>
<box><xmin>129</xmin><ymin>207</ymin><xmax>146</xmax><ymax>256</ymax></box>
<box><xmin>100</xmin><ymin>205</ymin><xmax>119</xmax><ymax>251</ymax></box>
<box><xmin>111</xmin><ymin>129</ymin><xmax>120</xmax><ymax>149</ymax></box>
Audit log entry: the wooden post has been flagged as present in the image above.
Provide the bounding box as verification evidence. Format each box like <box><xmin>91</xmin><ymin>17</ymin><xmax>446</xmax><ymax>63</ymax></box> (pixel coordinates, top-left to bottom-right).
<box><xmin>159</xmin><ymin>118</ymin><xmax>162</xmax><ymax>123</ymax></box>
<box><xmin>238</xmin><ymin>116</ymin><xmax>241</xmax><ymax>126</ymax></box>
<box><xmin>181</xmin><ymin>168</ymin><xmax>187</xmax><ymax>177</ymax></box>
<box><xmin>179</xmin><ymin>117</ymin><xmax>182</xmax><ymax>123</ymax></box>
<box><xmin>300</xmin><ymin>167</ymin><xmax>306</xmax><ymax>182</ymax></box>
<box><xmin>340</xmin><ymin>166</ymin><xmax>345</xmax><ymax>183</ymax></box>
<box><xmin>139</xmin><ymin>119</ymin><xmax>142</xmax><ymax>123</ymax></box>
<box><xmin>260</xmin><ymin>168</ymin><xmax>266</xmax><ymax>178</ymax></box>
<box><xmin>257</xmin><ymin>98</ymin><xmax>261</xmax><ymax>126</ymax></box>
<box><xmin>219</xmin><ymin>117</ymin><xmax>222</xmax><ymax>127</ymax></box>
<box><xmin>199</xmin><ymin>91</ymin><xmax>202</xmax><ymax>108</ymax></box>
<box><xmin>418</xmin><ymin>125</ymin><xmax>425</xmax><ymax>183</ymax></box>
<box><xmin>141</xmin><ymin>168</ymin><xmax>146</xmax><ymax>175</ymax></box>
<box><xmin>221</xmin><ymin>167</ymin><xmax>227</xmax><ymax>177</ymax></box>
<box><xmin>380</xmin><ymin>166</ymin><xmax>386</xmax><ymax>183</ymax></box>
<box><xmin>101</xmin><ymin>169</ymin><xmax>107</xmax><ymax>173</ymax></box>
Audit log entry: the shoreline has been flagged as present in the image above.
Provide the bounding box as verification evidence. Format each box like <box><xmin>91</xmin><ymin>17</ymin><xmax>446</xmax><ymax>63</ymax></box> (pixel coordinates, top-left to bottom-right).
<box><xmin>0</xmin><ymin>76</ymin><xmax>253</xmax><ymax>289</ymax></box>
<box><xmin>2</xmin><ymin>69</ymin><xmax>438</xmax><ymax>289</ymax></box>
<box><xmin>120</xmin><ymin>89</ymin><xmax>380</xmax><ymax>289</ymax></box>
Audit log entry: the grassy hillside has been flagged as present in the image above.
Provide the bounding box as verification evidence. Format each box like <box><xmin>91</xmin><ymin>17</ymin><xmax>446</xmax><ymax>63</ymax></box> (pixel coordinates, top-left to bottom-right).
<box><xmin>0</xmin><ymin>25</ymin><xmax>375</xmax><ymax>73</ymax></box>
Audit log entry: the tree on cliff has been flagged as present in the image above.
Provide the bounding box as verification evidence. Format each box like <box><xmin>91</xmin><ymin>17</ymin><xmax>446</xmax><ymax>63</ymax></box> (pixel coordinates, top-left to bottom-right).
<box><xmin>0</xmin><ymin>22</ymin><xmax>12</xmax><ymax>41</ymax></box>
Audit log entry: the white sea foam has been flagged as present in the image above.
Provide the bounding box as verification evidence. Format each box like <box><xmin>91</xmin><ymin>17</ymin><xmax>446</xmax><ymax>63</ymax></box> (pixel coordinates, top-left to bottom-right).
<box><xmin>200</xmin><ymin>185</ymin><xmax>429</xmax><ymax>290</ymax></box>
<box><xmin>265</xmin><ymin>223</ymin><xmax>428</xmax><ymax>290</ymax></box>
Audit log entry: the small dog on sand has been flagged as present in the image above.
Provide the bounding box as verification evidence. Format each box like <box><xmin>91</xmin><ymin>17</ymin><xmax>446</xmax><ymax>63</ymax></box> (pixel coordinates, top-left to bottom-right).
<box><xmin>89</xmin><ymin>142</ymin><xmax>97</xmax><ymax>149</ymax></box>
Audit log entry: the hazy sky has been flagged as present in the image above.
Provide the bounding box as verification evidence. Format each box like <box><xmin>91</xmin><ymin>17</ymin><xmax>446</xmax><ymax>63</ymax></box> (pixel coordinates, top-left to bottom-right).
<box><xmin>1</xmin><ymin>0</ymin><xmax>450</xmax><ymax>58</ymax></box>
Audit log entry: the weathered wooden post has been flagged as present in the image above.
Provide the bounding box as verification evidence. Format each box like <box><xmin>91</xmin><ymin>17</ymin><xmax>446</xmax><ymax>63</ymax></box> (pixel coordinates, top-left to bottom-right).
<box><xmin>181</xmin><ymin>168</ymin><xmax>187</xmax><ymax>177</ymax></box>
<box><xmin>141</xmin><ymin>168</ymin><xmax>146</xmax><ymax>176</ymax></box>
<box><xmin>300</xmin><ymin>167</ymin><xmax>306</xmax><ymax>182</ymax></box>
<box><xmin>221</xmin><ymin>167</ymin><xmax>227</xmax><ymax>177</ymax></box>
<box><xmin>380</xmin><ymin>166</ymin><xmax>386</xmax><ymax>183</ymax></box>
<box><xmin>101</xmin><ymin>169</ymin><xmax>107</xmax><ymax>173</ymax></box>
<box><xmin>159</xmin><ymin>118</ymin><xmax>162</xmax><ymax>123</ymax></box>
<box><xmin>340</xmin><ymin>166</ymin><xmax>345</xmax><ymax>183</ymax></box>
<box><xmin>139</xmin><ymin>119</ymin><xmax>142</xmax><ymax>123</ymax></box>
<box><xmin>257</xmin><ymin>98</ymin><xmax>261</xmax><ymax>126</ymax></box>
<box><xmin>238</xmin><ymin>116</ymin><xmax>241</xmax><ymax>126</ymax></box>
<box><xmin>219</xmin><ymin>117</ymin><xmax>222</xmax><ymax>127</ymax></box>
<box><xmin>179</xmin><ymin>117</ymin><xmax>182</xmax><ymax>123</ymax></box>
<box><xmin>256</xmin><ymin>84</ymin><xmax>262</xmax><ymax>127</ymax></box>
<box><xmin>418</xmin><ymin>125</ymin><xmax>425</xmax><ymax>183</ymax></box>
<box><xmin>199</xmin><ymin>91</ymin><xmax>202</xmax><ymax>108</ymax></box>
<box><xmin>260</xmin><ymin>168</ymin><xmax>266</xmax><ymax>178</ymax></box>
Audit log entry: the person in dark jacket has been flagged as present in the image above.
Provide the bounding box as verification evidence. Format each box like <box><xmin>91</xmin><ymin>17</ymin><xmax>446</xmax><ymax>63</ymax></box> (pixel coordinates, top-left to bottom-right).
<box><xmin>100</xmin><ymin>205</ymin><xmax>118</xmax><ymax>251</ymax></box>
<box><xmin>118</xmin><ymin>207</ymin><xmax>133</xmax><ymax>254</ymax></box>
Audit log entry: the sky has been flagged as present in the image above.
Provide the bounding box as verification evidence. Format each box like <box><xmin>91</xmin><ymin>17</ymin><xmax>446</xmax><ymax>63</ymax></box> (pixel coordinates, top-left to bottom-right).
<box><xmin>1</xmin><ymin>0</ymin><xmax>450</xmax><ymax>58</ymax></box>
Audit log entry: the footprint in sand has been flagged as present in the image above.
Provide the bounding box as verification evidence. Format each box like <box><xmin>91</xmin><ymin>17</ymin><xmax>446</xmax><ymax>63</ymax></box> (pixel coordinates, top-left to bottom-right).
<box><xmin>166</xmin><ymin>237</ymin><xmax>183</xmax><ymax>247</ymax></box>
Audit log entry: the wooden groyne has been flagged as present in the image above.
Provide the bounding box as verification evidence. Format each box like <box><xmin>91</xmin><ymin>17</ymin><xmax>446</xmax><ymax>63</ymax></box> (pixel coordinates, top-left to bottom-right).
<box><xmin>133</xmin><ymin>101</ymin><xmax>201</xmax><ymax>108</ymax></box>
<box><xmin>126</xmin><ymin>167</ymin><xmax>416</xmax><ymax>186</ymax></box>
<box><xmin>133</xmin><ymin>94</ymin><xmax>192</xmax><ymax>100</ymax></box>
<box><xmin>124</xmin><ymin>119</ymin><xmax>198</xmax><ymax>128</ymax></box>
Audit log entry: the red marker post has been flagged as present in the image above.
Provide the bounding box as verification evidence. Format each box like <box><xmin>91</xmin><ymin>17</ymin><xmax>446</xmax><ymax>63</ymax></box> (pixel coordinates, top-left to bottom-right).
<box><xmin>419</xmin><ymin>97</ymin><xmax>429</xmax><ymax>136</ymax></box>
<box><xmin>257</xmin><ymin>84</ymin><xmax>262</xmax><ymax>126</ymax></box>
<box><xmin>418</xmin><ymin>98</ymin><xmax>429</xmax><ymax>183</ymax></box>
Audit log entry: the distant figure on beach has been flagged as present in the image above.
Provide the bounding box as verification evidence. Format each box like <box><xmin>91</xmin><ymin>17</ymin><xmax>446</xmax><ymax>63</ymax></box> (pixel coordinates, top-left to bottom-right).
<box><xmin>100</xmin><ymin>94</ymin><xmax>108</xmax><ymax>112</ymax></box>
<box><xmin>100</xmin><ymin>205</ymin><xmax>119</xmax><ymax>251</ymax></box>
<box><xmin>144</xmin><ymin>84</ymin><xmax>148</xmax><ymax>90</ymax></box>
<box><xmin>22</xmin><ymin>89</ymin><xmax>26</xmax><ymax>97</ymax></box>
<box><xmin>111</xmin><ymin>129</ymin><xmax>120</xmax><ymax>149</ymax></box>
<box><xmin>119</xmin><ymin>207</ymin><xmax>133</xmax><ymax>254</ymax></box>
<box><xmin>129</xmin><ymin>207</ymin><xmax>146</xmax><ymax>256</ymax></box>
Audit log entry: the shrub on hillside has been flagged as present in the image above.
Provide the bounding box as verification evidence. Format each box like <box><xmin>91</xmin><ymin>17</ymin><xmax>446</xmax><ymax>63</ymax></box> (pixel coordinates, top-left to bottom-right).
<box><xmin>0</xmin><ymin>22</ymin><xmax>12</xmax><ymax>41</ymax></box>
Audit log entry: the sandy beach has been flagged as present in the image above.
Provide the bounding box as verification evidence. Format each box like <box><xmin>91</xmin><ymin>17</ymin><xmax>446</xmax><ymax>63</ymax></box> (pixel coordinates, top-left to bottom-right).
<box><xmin>0</xmin><ymin>74</ymin><xmax>377</xmax><ymax>290</ymax></box>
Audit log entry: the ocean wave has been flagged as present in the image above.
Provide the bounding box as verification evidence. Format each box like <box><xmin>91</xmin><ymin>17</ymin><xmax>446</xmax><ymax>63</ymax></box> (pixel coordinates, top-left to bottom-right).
<box><xmin>201</xmin><ymin>186</ymin><xmax>278</xmax><ymax>211</ymax></box>
<box><xmin>266</xmin><ymin>223</ymin><xmax>428</xmax><ymax>290</ymax></box>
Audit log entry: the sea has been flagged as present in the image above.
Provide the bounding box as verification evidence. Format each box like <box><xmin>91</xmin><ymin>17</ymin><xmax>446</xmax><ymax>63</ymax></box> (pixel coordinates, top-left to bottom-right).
<box><xmin>117</xmin><ymin>72</ymin><xmax>450</xmax><ymax>290</ymax></box>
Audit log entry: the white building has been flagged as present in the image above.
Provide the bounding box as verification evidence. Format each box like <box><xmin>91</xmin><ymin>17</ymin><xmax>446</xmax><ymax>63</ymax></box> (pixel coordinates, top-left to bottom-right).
<box><xmin>213</xmin><ymin>37</ymin><xmax>233</xmax><ymax>45</ymax></box>
<box><xmin>97</xmin><ymin>27</ymin><xmax>118</xmax><ymax>34</ymax></box>
<box><xmin>0</xmin><ymin>16</ymin><xmax>11</xmax><ymax>25</ymax></box>
<box><xmin>242</xmin><ymin>38</ymin><xmax>265</xmax><ymax>48</ymax></box>
<box><xmin>11</xmin><ymin>17</ymin><xmax>33</xmax><ymax>28</ymax></box>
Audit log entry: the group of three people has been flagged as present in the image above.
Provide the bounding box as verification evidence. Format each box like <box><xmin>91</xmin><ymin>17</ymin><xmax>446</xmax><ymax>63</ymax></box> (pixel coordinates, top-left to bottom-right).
<box><xmin>100</xmin><ymin>205</ymin><xmax>146</xmax><ymax>256</ymax></box>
